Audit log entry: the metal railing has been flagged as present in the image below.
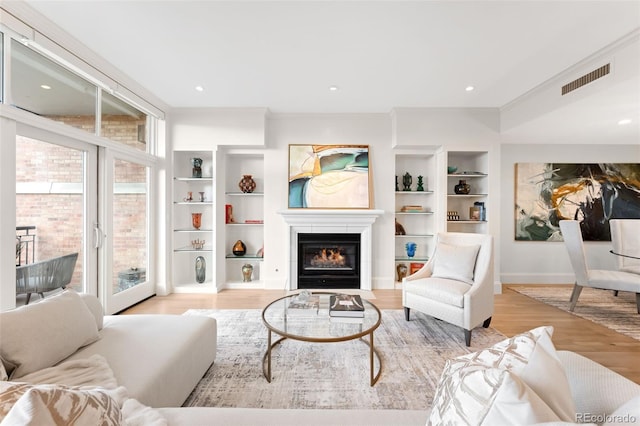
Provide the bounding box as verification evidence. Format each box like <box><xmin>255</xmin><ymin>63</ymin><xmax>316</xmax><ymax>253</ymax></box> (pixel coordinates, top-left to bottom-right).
<box><xmin>16</xmin><ymin>226</ymin><xmax>36</xmax><ymax>266</ymax></box>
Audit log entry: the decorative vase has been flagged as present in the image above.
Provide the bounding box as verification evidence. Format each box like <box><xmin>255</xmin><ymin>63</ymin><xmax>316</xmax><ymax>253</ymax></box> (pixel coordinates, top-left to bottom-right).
<box><xmin>417</xmin><ymin>176</ymin><xmax>424</xmax><ymax>191</ymax></box>
<box><xmin>232</xmin><ymin>240</ymin><xmax>247</xmax><ymax>256</ymax></box>
<box><xmin>395</xmin><ymin>175</ymin><xmax>399</xmax><ymax>192</ymax></box>
<box><xmin>242</xmin><ymin>264</ymin><xmax>253</xmax><ymax>282</ymax></box>
<box><xmin>191</xmin><ymin>213</ymin><xmax>202</xmax><ymax>229</ymax></box>
<box><xmin>191</xmin><ymin>158</ymin><xmax>203</xmax><ymax>178</ymax></box>
<box><xmin>239</xmin><ymin>175</ymin><xmax>256</xmax><ymax>193</ymax></box>
<box><xmin>454</xmin><ymin>179</ymin><xmax>471</xmax><ymax>194</ymax></box>
<box><xmin>195</xmin><ymin>256</ymin><xmax>206</xmax><ymax>283</ymax></box>
<box><xmin>199</xmin><ymin>191</ymin><xmax>205</xmax><ymax>202</ymax></box>
<box><xmin>396</xmin><ymin>263</ymin><xmax>408</xmax><ymax>281</ymax></box>
<box><xmin>405</xmin><ymin>242</ymin><xmax>417</xmax><ymax>258</ymax></box>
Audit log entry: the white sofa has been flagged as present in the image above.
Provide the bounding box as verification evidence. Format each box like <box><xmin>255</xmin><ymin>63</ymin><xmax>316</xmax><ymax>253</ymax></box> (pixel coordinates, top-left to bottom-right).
<box><xmin>155</xmin><ymin>350</ymin><xmax>640</xmax><ymax>426</ymax></box>
<box><xmin>0</xmin><ymin>290</ymin><xmax>217</xmax><ymax>408</ymax></box>
<box><xmin>1</xmin><ymin>291</ymin><xmax>639</xmax><ymax>426</ymax></box>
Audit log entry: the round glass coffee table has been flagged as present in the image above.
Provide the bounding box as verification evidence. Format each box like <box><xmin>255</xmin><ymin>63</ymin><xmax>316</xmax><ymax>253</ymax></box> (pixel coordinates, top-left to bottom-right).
<box><xmin>261</xmin><ymin>292</ymin><xmax>382</xmax><ymax>386</ymax></box>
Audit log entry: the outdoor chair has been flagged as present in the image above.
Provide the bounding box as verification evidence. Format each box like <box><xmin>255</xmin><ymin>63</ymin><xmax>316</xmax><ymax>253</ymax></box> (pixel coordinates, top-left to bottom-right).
<box><xmin>559</xmin><ymin>220</ymin><xmax>640</xmax><ymax>313</ymax></box>
<box><xmin>16</xmin><ymin>252</ymin><xmax>78</xmax><ymax>304</ymax></box>
<box><xmin>402</xmin><ymin>232</ymin><xmax>494</xmax><ymax>346</ymax></box>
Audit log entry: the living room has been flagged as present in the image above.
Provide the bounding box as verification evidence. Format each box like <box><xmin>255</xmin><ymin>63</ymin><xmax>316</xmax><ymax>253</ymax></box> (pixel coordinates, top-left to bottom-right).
<box><xmin>1</xmin><ymin>1</ymin><xmax>639</xmax><ymax>424</ymax></box>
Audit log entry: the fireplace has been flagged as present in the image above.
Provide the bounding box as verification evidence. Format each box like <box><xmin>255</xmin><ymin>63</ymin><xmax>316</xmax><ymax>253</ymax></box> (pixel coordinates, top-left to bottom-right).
<box><xmin>278</xmin><ymin>209</ymin><xmax>384</xmax><ymax>291</ymax></box>
<box><xmin>297</xmin><ymin>233</ymin><xmax>360</xmax><ymax>289</ymax></box>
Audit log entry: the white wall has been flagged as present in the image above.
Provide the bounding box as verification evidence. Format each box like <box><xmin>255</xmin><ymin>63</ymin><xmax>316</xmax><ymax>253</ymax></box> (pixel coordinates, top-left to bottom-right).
<box><xmin>500</xmin><ymin>144</ymin><xmax>640</xmax><ymax>284</ymax></box>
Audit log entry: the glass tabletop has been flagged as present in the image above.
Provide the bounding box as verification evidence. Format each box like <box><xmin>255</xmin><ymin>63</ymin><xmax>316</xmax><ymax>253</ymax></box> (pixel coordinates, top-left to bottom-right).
<box><xmin>262</xmin><ymin>292</ymin><xmax>381</xmax><ymax>342</ymax></box>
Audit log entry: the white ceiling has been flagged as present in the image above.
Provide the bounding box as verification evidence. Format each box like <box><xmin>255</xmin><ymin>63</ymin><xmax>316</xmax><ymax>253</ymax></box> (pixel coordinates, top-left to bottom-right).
<box><xmin>15</xmin><ymin>0</ymin><xmax>640</xmax><ymax>142</ymax></box>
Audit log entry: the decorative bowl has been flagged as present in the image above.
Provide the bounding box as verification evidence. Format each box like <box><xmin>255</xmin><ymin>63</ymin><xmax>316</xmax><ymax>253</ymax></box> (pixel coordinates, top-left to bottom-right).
<box><xmin>447</xmin><ymin>166</ymin><xmax>458</xmax><ymax>174</ymax></box>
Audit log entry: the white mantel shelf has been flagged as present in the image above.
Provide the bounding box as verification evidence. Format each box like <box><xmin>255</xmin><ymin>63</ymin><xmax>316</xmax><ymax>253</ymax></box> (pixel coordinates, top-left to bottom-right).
<box><xmin>278</xmin><ymin>209</ymin><xmax>385</xmax><ymax>225</ymax></box>
<box><xmin>278</xmin><ymin>209</ymin><xmax>384</xmax><ymax>291</ymax></box>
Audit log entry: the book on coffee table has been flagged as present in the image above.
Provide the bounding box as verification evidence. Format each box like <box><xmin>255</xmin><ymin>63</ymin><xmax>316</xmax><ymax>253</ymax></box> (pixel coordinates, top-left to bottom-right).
<box><xmin>287</xmin><ymin>295</ymin><xmax>319</xmax><ymax>315</ymax></box>
<box><xmin>329</xmin><ymin>294</ymin><xmax>365</xmax><ymax>317</ymax></box>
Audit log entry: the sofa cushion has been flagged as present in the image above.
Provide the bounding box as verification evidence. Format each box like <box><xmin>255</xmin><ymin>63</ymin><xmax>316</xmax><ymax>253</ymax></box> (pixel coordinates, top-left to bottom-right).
<box><xmin>0</xmin><ymin>382</ymin><xmax>122</xmax><ymax>425</ymax></box>
<box><xmin>431</xmin><ymin>242</ymin><xmax>480</xmax><ymax>284</ymax></box>
<box><xmin>603</xmin><ymin>394</ymin><xmax>640</xmax><ymax>426</ymax></box>
<box><xmin>428</xmin><ymin>326</ymin><xmax>576</xmax><ymax>424</ymax></box>
<box><xmin>64</xmin><ymin>314</ymin><xmax>217</xmax><ymax>407</ymax></box>
<box><xmin>79</xmin><ymin>293</ymin><xmax>104</xmax><ymax>330</ymax></box>
<box><xmin>0</xmin><ymin>290</ymin><xmax>100</xmax><ymax>379</ymax></box>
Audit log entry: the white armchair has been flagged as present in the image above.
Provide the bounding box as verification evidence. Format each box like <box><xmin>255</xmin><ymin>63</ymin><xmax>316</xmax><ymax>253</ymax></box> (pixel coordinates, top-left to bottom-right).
<box><xmin>402</xmin><ymin>232</ymin><xmax>494</xmax><ymax>346</ymax></box>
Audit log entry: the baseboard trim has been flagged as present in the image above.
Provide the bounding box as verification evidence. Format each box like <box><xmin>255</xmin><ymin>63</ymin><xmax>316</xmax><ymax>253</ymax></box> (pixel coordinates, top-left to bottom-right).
<box><xmin>500</xmin><ymin>273</ymin><xmax>574</xmax><ymax>285</ymax></box>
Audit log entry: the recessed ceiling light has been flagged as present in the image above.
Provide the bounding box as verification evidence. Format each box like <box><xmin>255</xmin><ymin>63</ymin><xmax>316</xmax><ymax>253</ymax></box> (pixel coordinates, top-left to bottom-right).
<box><xmin>40</xmin><ymin>84</ymin><xmax>51</xmax><ymax>90</ymax></box>
<box><xmin>618</xmin><ymin>119</ymin><xmax>632</xmax><ymax>125</ymax></box>
<box><xmin>465</xmin><ymin>85</ymin><xmax>475</xmax><ymax>92</ymax></box>
<box><xmin>329</xmin><ymin>85</ymin><xmax>339</xmax><ymax>92</ymax></box>
<box><xmin>195</xmin><ymin>85</ymin><xmax>204</xmax><ymax>92</ymax></box>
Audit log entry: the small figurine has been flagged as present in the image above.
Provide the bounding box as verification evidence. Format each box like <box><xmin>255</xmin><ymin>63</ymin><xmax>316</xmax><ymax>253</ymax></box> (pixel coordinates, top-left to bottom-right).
<box><xmin>402</xmin><ymin>172</ymin><xmax>412</xmax><ymax>191</ymax></box>
<box><xmin>416</xmin><ymin>176</ymin><xmax>424</xmax><ymax>192</ymax></box>
<box><xmin>191</xmin><ymin>158</ymin><xmax>203</xmax><ymax>178</ymax></box>
<box><xmin>395</xmin><ymin>175</ymin><xmax>399</xmax><ymax>192</ymax></box>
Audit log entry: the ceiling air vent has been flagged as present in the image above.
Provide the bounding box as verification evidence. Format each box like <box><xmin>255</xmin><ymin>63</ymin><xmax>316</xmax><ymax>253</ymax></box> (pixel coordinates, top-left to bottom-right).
<box><xmin>562</xmin><ymin>63</ymin><xmax>610</xmax><ymax>95</ymax></box>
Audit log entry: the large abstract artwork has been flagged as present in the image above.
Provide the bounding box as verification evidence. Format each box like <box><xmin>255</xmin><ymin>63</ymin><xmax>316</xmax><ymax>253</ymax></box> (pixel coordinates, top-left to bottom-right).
<box><xmin>515</xmin><ymin>163</ymin><xmax>640</xmax><ymax>241</ymax></box>
<box><xmin>288</xmin><ymin>144</ymin><xmax>371</xmax><ymax>209</ymax></box>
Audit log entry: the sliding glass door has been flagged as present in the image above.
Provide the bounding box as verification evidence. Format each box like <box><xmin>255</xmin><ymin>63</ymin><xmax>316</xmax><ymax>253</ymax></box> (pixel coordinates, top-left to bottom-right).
<box><xmin>15</xmin><ymin>129</ymin><xmax>98</xmax><ymax>299</ymax></box>
<box><xmin>100</xmin><ymin>151</ymin><xmax>154</xmax><ymax>314</ymax></box>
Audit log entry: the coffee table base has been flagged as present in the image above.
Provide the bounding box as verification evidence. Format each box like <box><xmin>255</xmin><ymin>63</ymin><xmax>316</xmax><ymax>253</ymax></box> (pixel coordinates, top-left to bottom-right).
<box><xmin>262</xmin><ymin>329</ymin><xmax>382</xmax><ymax>386</ymax></box>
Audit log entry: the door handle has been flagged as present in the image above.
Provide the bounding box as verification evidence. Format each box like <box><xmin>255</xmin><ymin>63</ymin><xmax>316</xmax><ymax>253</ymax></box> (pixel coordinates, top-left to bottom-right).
<box><xmin>94</xmin><ymin>223</ymin><xmax>104</xmax><ymax>249</ymax></box>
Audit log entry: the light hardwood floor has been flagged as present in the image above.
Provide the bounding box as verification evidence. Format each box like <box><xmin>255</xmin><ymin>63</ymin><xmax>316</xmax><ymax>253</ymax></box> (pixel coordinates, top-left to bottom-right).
<box><xmin>122</xmin><ymin>284</ymin><xmax>640</xmax><ymax>384</ymax></box>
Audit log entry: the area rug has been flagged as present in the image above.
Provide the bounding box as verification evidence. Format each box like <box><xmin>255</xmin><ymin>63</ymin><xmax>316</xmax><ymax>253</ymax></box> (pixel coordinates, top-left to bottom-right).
<box><xmin>182</xmin><ymin>309</ymin><xmax>506</xmax><ymax>410</ymax></box>
<box><xmin>510</xmin><ymin>285</ymin><xmax>640</xmax><ymax>341</ymax></box>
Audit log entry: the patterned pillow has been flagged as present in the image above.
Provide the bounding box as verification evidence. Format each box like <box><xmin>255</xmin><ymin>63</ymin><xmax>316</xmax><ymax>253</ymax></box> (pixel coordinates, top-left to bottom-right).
<box><xmin>428</xmin><ymin>326</ymin><xmax>576</xmax><ymax>425</ymax></box>
<box><xmin>0</xmin><ymin>382</ymin><xmax>122</xmax><ymax>425</ymax></box>
<box><xmin>428</xmin><ymin>365</ymin><xmax>561</xmax><ymax>425</ymax></box>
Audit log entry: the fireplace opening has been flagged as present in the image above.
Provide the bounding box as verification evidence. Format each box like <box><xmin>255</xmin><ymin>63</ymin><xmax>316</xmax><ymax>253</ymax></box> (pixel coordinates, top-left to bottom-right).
<box><xmin>297</xmin><ymin>233</ymin><xmax>360</xmax><ymax>289</ymax></box>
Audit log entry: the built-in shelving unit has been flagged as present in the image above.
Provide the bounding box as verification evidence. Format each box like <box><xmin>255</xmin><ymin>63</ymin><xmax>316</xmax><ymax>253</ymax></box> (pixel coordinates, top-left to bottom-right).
<box><xmin>172</xmin><ymin>150</ymin><xmax>217</xmax><ymax>293</ymax></box>
<box><xmin>222</xmin><ymin>151</ymin><xmax>265</xmax><ymax>289</ymax></box>
<box><xmin>445</xmin><ymin>151</ymin><xmax>489</xmax><ymax>233</ymax></box>
<box><xmin>394</xmin><ymin>151</ymin><xmax>437</xmax><ymax>284</ymax></box>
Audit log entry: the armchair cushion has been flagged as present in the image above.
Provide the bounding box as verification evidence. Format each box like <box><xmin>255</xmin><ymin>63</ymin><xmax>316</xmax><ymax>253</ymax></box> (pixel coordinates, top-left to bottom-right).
<box><xmin>431</xmin><ymin>242</ymin><xmax>480</xmax><ymax>285</ymax></box>
<box><xmin>403</xmin><ymin>278</ymin><xmax>470</xmax><ymax>308</ymax></box>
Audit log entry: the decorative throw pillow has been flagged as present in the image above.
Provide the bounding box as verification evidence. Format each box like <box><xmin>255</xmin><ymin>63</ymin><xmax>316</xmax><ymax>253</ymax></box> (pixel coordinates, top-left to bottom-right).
<box><xmin>428</xmin><ymin>326</ymin><xmax>577</xmax><ymax>425</ymax></box>
<box><xmin>0</xmin><ymin>290</ymin><xmax>100</xmax><ymax>379</ymax></box>
<box><xmin>0</xmin><ymin>382</ymin><xmax>122</xmax><ymax>425</ymax></box>
<box><xmin>428</xmin><ymin>365</ymin><xmax>561</xmax><ymax>425</ymax></box>
<box><xmin>431</xmin><ymin>242</ymin><xmax>480</xmax><ymax>284</ymax></box>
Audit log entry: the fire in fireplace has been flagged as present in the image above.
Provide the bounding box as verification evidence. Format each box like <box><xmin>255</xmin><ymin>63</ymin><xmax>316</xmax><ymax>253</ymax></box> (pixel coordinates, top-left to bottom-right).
<box><xmin>297</xmin><ymin>233</ymin><xmax>360</xmax><ymax>289</ymax></box>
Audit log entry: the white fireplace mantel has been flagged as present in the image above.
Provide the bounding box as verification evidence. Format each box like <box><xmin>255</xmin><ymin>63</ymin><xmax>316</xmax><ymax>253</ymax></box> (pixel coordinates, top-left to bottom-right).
<box><xmin>278</xmin><ymin>209</ymin><xmax>384</xmax><ymax>290</ymax></box>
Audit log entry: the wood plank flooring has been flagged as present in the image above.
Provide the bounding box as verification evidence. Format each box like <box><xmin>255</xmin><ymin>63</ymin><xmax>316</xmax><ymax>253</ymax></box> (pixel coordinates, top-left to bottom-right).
<box><xmin>121</xmin><ymin>284</ymin><xmax>640</xmax><ymax>384</ymax></box>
